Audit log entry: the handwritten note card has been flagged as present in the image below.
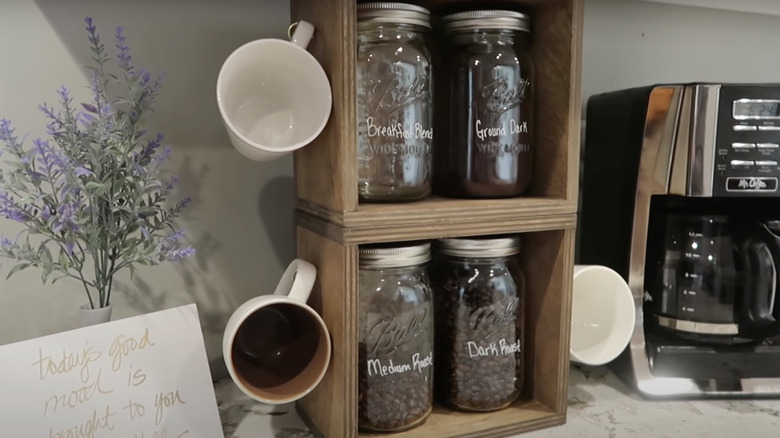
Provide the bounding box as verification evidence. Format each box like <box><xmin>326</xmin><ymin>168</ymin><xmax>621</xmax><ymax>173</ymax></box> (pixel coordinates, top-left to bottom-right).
<box><xmin>0</xmin><ymin>303</ymin><xmax>223</xmax><ymax>438</ymax></box>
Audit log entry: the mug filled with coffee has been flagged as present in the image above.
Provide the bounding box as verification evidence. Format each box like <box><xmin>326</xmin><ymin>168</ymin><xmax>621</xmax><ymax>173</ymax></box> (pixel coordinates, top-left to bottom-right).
<box><xmin>223</xmin><ymin>259</ymin><xmax>331</xmax><ymax>404</ymax></box>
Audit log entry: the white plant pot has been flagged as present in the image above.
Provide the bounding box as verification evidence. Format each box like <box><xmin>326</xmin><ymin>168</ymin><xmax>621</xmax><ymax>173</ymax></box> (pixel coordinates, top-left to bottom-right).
<box><xmin>78</xmin><ymin>303</ymin><xmax>113</xmax><ymax>327</ymax></box>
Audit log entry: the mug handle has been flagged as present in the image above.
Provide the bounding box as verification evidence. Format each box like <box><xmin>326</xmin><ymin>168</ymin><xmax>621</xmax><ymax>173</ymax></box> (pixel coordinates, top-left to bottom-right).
<box><xmin>273</xmin><ymin>258</ymin><xmax>317</xmax><ymax>303</ymax></box>
<box><xmin>288</xmin><ymin>20</ymin><xmax>315</xmax><ymax>50</ymax></box>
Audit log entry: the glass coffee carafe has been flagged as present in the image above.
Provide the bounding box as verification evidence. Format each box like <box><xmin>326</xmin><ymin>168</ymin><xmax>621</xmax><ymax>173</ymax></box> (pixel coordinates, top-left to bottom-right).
<box><xmin>648</xmin><ymin>214</ymin><xmax>780</xmax><ymax>344</ymax></box>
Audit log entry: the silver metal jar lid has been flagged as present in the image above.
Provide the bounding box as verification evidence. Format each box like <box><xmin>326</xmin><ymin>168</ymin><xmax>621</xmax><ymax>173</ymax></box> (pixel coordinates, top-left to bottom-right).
<box><xmin>357</xmin><ymin>2</ymin><xmax>432</xmax><ymax>29</ymax></box>
<box><xmin>441</xmin><ymin>10</ymin><xmax>530</xmax><ymax>33</ymax></box>
<box><xmin>359</xmin><ymin>242</ymin><xmax>432</xmax><ymax>268</ymax></box>
<box><xmin>435</xmin><ymin>236</ymin><xmax>521</xmax><ymax>258</ymax></box>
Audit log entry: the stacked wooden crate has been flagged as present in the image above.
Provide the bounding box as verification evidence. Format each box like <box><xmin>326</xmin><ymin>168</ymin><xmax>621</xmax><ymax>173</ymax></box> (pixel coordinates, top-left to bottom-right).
<box><xmin>289</xmin><ymin>0</ymin><xmax>583</xmax><ymax>436</ymax></box>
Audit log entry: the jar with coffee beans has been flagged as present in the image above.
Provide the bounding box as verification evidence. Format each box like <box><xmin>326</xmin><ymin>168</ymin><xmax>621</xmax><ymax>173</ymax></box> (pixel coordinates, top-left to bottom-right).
<box><xmin>356</xmin><ymin>2</ymin><xmax>434</xmax><ymax>202</ymax></box>
<box><xmin>430</xmin><ymin>236</ymin><xmax>525</xmax><ymax>411</ymax></box>
<box><xmin>358</xmin><ymin>242</ymin><xmax>434</xmax><ymax>432</ymax></box>
<box><xmin>433</xmin><ymin>10</ymin><xmax>534</xmax><ymax>198</ymax></box>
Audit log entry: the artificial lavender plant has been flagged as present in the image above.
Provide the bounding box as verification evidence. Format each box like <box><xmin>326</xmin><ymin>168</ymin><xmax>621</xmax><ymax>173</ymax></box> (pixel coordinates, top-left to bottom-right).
<box><xmin>0</xmin><ymin>17</ymin><xmax>194</xmax><ymax>309</ymax></box>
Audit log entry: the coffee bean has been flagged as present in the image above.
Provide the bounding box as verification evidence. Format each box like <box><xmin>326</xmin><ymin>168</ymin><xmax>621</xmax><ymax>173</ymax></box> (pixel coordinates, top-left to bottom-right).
<box><xmin>358</xmin><ymin>266</ymin><xmax>434</xmax><ymax>432</ymax></box>
<box><xmin>431</xmin><ymin>256</ymin><xmax>524</xmax><ymax>412</ymax></box>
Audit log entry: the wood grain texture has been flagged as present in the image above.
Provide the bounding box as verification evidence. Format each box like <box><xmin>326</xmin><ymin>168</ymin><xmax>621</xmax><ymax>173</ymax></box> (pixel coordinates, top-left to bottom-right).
<box><xmin>297</xmin><ymin>196</ymin><xmax>577</xmax><ymax>229</ymax></box>
<box><xmin>292</xmin><ymin>0</ymin><xmax>583</xmax><ymax>218</ymax></box>
<box><xmin>296</xmin><ymin>227</ymin><xmax>358</xmax><ymax>438</ymax></box>
<box><xmin>291</xmin><ymin>0</ymin><xmax>582</xmax><ymax>436</ymax></box>
<box><xmin>529</xmin><ymin>0</ymin><xmax>581</xmax><ymax>200</ymax></box>
<box><xmin>521</xmin><ymin>229</ymin><xmax>575</xmax><ymax>412</ymax></box>
<box><xmin>291</xmin><ymin>0</ymin><xmax>358</xmax><ymax>213</ymax></box>
<box><xmin>297</xmin><ymin>209</ymin><xmax>577</xmax><ymax>245</ymax></box>
<box><xmin>359</xmin><ymin>403</ymin><xmax>562</xmax><ymax>438</ymax></box>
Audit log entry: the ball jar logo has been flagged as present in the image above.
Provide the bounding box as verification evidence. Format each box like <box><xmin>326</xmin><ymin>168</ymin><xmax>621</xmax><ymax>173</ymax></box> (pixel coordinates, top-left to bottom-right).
<box><xmin>367</xmin><ymin>308</ymin><xmax>428</xmax><ymax>356</ymax></box>
<box><xmin>469</xmin><ymin>297</ymin><xmax>520</xmax><ymax>339</ymax></box>
<box><xmin>479</xmin><ymin>76</ymin><xmax>530</xmax><ymax>117</ymax></box>
<box><xmin>367</xmin><ymin>71</ymin><xmax>430</xmax><ymax>117</ymax></box>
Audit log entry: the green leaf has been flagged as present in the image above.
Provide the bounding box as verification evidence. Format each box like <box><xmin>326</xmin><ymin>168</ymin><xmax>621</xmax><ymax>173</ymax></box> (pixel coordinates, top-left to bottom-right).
<box><xmin>6</xmin><ymin>263</ymin><xmax>30</xmax><ymax>279</ymax></box>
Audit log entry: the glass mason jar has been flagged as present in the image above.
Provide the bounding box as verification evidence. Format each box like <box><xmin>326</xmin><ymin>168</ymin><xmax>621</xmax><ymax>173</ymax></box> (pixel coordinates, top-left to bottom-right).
<box><xmin>433</xmin><ymin>11</ymin><xmax>534</xmax><ymax>198</ymax></box>
<box><xmin>430</xmin><ymin>236</ymin><xmax>525</xmax><ymax>412</ymax></box>
<box><xmin>358</xmin><ymin>242</ymin><xmax>434</xmax><ymax>432</ymax></box>
<box><xmin>356</xmin><ymin>3</ymin><xmax>434</xmax><ymax>202</ymax></box>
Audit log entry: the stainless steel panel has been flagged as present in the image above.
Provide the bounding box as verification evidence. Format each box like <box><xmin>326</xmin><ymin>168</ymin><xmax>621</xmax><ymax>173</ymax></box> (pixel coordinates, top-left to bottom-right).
<box><xmin>688</xmin><ymin>85</ymin><xmax>720</xmax><ymax>196</ymax></box>
<box><xmin>628</xmin><ymin>85</ymin><xmax>682</xmax><ymax>395</ymax></box>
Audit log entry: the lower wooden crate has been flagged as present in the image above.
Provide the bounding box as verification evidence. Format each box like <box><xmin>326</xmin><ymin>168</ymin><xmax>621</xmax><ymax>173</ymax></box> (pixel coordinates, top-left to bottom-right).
<box><xmin>295</xmin><ymin>213</ymin><xmax>575</xmax><ymax>438</ymax></box>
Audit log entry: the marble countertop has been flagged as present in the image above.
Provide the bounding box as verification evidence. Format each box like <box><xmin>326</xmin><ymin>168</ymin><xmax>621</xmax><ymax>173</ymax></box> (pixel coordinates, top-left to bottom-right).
<box><xmin>216</xmin><ymin>363</ymin><xmax>780</xmax><ymax>438</ymax></box>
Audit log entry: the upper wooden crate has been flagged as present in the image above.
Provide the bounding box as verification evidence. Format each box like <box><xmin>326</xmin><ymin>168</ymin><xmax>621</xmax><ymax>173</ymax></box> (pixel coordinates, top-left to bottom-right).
<box><xmin>290</xmin><ymin>0</ymin><xmax>583</xmax><ymax>229</ymax></box>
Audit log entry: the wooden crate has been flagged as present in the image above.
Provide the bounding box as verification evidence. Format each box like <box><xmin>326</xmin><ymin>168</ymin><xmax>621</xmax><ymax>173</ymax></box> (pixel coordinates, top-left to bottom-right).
<box><xmin>289</xmin><ymin>0</ymin><xmax>583</xmax><ymax>436</ymax></box>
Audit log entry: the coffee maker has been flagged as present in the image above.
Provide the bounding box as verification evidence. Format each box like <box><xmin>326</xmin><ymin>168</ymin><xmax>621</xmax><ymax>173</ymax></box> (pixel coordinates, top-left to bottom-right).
<box><xmin>579</xmin><ymin>83</ymin><xmax>780</xmax><ymax>397</ymax></box>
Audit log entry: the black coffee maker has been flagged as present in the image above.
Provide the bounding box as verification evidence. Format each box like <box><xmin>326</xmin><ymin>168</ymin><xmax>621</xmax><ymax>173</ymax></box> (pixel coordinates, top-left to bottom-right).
<box><xmin>579</xmin><ymin>83</ymin><xmax>780</xmax><ymax>397</ymax></box>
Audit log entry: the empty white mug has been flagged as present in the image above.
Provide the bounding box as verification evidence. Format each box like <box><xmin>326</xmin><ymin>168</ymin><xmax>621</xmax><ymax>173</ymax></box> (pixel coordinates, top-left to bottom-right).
<box><xmin>223</xmin><ymin>259</ymin><xmax>331</xmax><ymax>404</ymax></box>
<box><xmin>216</xmin><ymin>21</ymin><xmax>332</xmax><ymax>161</ymax></box>
<box><xmin>570</xmin><ymin>265</ymin><xmax>636</xmax><ymax>366</ymax></box>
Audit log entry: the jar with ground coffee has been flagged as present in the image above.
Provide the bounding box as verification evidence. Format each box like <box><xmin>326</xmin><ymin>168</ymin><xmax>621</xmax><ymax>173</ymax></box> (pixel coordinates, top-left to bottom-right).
<box><xmin>430</xmin><ymin>236</ymin><xmax>525</xmax><ymax>411</ymax></box>
<box><xmin>433</xmin><ymin>10</ymin><xmax>534</xmax><ymax>198</ymax></box>
<box><xmin>356</xmin><ymin>2</ymin><xmax>434</xmax><ymax>202</ymax></box>
<box><xmin>358</xmin><ymin>242</ymin><xmax>434</xmax><ymax>432</ymax></box>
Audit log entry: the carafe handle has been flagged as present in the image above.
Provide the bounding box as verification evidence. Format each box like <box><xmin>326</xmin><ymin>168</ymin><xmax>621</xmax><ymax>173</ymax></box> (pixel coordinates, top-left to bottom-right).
<box><xmin>742</xmin><ymin>239</ymin><xmax>776</xmax><ymax>328</ymax></box>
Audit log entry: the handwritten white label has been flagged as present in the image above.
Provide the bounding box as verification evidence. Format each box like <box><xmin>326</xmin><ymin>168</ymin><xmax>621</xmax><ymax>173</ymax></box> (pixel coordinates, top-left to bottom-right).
<box><xmin>466</xmin><ymin>339</ymin><xmax>522</xmax><ymax>358</ymax></box>
<box><xmin>475</xmin><ymin>119</ymin><xmax>528</xmax><ymax>141</ymax></box>
<box><xmin>366</xmin><ymin>117</ymin><xmax>433</xmax><ymax>140</ymax></box>
<box><xmin>367</xmin><ymin>351</ymin><xmax>433</xmax><ymax>377</ymax></box>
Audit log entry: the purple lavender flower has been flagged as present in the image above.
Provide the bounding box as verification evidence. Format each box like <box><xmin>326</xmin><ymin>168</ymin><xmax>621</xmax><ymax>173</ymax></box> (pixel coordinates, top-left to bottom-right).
<box><xmin>115</xmin><ymin>26</ymin><xmax>133</xmax><ymax>72</ymax></box>
<box><xmin>164</xmin><ymin>175</ymin><xmax>179</xmax><ymax>193</ymax></box>
<box><xmin>137</xmin><ymin>133</ymin><xmax>163</xmax><ymax>165</ymax></box>
<box><xmin>74</xmin><ymin>167</ymin><xmax>92</xmax><ymax>177</ymax></box>
<box><xmin>1</xmin><ymin>236</ymin><xmax>13</xmax><ymax>248</ymax></box>
<box><xmin>51</xmin><ymin>201</ymin><xmax>80</xmax><ymax>234</ymax></box>
<box><xmin>170</xmin><ymin>197</ymin><xmax>192</xmax><ymax>215</ymax></box>
<box><xmin>0</xmin><ymin>119</ymin><xmax>14</xmax><ymax>143</ymax></box>
<box><xmin>164</xmin><ymin>246</ymin><xmax>196</xmax><ymax>261</ymax></box>
<box><xmin>0</xmin><ymin>192</ymin><xmax>27</xmax><ymax>223</ymax></box>
<box><xmin>85</xmin><ymin>17</ymin><xmax>99</xmax><ymax>47</ymax></box>
<box><xmin>57</xmin><ymin>86</ymin><xmax>72</xmax><ymax>108</ymax></box>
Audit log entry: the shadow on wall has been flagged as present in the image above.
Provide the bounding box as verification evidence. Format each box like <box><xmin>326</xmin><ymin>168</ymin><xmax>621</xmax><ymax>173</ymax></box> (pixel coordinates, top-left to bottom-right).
<box><xmin>259</xmin><ymin>175</ymin><xmax>297</xmax><ymax>265</ymax></box>
<box><xmin>32</xmin><ymin>0</ymin><xmax>291</xmax><ymax>150</ymax></box>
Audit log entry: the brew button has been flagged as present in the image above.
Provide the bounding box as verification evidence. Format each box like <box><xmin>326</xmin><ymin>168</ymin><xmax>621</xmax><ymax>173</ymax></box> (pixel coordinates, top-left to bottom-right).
<box><xmin>759</xmin><ymin>126</ymin><xmax>780</xmax><ymax>131</ymax></box>
<box><xmin>730</xmin><ymin>160</ymin><xmax>755</xmax><ymax>166</ymax></box>
<box><xmin>757</xmin><ymin>160</ymin><xmax>778</xmax><ymax>166</ymax></box>
<box><xmin>734</xmin><ymin>125</ymin><xmax>758</xmax><ymax>131</ymax></box>
<box><xmin>757</xmin><ymin>143</ymin><xmax>780</xmax><ymax>149</ymax></box>
<box><xmin>732</xmin><ymin>142</ymin><xmax>756</xmax><ymax>149</ymax></box>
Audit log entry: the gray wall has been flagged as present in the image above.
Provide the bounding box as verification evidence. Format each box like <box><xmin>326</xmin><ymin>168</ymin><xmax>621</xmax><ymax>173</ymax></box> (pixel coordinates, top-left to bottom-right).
<box><xmin>0</xmin><ymin>0</ymin><xmax>778</xmax><ymax>381</ymax></box>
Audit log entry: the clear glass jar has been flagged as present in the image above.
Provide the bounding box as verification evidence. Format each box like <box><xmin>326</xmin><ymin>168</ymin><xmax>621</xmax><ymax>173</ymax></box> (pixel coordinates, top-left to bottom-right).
<box><xmin>430</xmin><ymin>236</ymin><xmax>525</xmax><ymax>411</ymax></box>
<box><xmin>356</xmin><ymin>3</ymin><xmax>433</xmax><ymax>202</ymax></box>
<box><xmin>358</xmin><ymin>242</ymin><xmax>434</xmax><ymax>432</ymax></box>
<box><xmin>433</xmin><ymin>11</ymin><xmax>534</xmax><ymax>198</ymax></box>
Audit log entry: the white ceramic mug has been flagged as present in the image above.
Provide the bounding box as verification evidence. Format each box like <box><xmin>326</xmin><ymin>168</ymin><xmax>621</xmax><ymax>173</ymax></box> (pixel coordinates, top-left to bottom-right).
<box><xmin>570</xmin><ymin>265</ymin><xmax>636</xmax><ymax>366</ymax></box>
<box><xmin>216</xmin><ymin>21</ymin><xmax>332</xmax><ymax>161</ymax></box>
<box><xmin>223</xmin><ymin>259</ymin><xmax>331</xmax><ymax>404</ymax></box>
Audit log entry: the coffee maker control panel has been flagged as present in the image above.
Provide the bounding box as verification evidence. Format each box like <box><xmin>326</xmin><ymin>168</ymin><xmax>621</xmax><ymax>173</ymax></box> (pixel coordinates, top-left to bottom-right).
<box><xmin>714</xmin><ymin>87</ymin><xmax>780</xmax><ymax>197</ymax></box>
